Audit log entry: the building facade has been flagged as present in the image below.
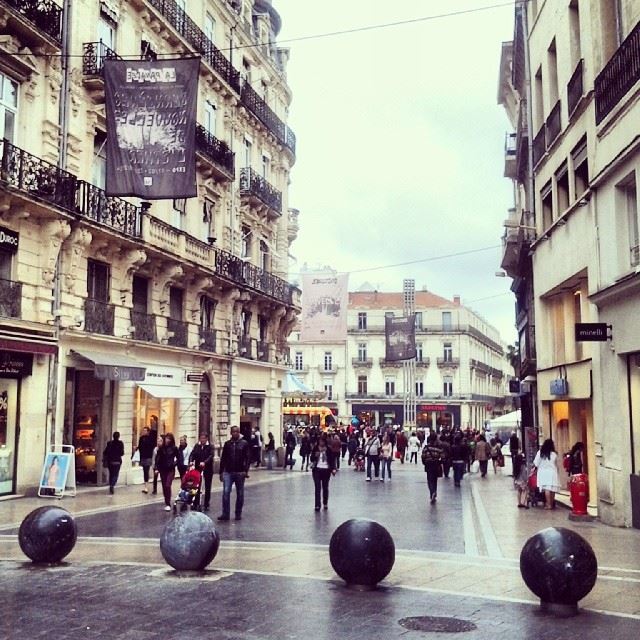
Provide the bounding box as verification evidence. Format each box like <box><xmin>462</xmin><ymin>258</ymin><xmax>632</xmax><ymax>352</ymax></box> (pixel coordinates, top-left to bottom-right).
<box><xmin>499</xmin><ymin>0</ymin><xmax>640</xmax><ymax>526</ymax></box>
<box><xmin>289</xmin><ymin>290</ymin><xmax>513</xmax><ymax>429</ymax></box>
<box><xmin>0</xmin><ymin>0</ymin><xmax>300</xmax><ymax>495</ymax></box>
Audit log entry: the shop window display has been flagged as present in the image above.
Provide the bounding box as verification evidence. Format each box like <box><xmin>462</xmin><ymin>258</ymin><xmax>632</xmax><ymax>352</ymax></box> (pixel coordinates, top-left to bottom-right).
<box><xmin>133</xmin><ymin>386</ymin><xmax>176</xmax><ymax>451</ymax></box>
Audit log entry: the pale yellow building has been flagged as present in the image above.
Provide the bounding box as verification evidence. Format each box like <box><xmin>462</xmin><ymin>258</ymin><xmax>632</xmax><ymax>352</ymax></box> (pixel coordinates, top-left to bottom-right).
<box><xmin>0</xmin><ymin>0</ymin><xmax>299</xmax><ymax>495</ymax></box>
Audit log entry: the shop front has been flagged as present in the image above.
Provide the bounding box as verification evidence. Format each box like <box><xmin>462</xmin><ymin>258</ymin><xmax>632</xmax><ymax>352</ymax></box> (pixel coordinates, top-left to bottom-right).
<box><xmin>417</xmin><ymin>404</ymin><xmax>461</xmax><ymax>431</ymax></box>
<box><xmin>240</xmin><ymin>391</ymin><xmax>264</xmax><ymax>441</ymax></box>
<box><xmin>350</xmin><ymin>403</ymin><xmax>404</xmax><ymax>427</ymax></box>
<box><xmin>627</xmin><ymin>353</ymin><xmax>640</xmax><ymax>528</ymax></box>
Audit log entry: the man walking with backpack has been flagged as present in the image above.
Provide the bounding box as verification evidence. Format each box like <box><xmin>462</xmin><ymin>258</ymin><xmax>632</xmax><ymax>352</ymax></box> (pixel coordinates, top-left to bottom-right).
<box><xmin>422</xmin><ymin>433</ymin><xmax>443</xmax><ymax>504</ymax></box>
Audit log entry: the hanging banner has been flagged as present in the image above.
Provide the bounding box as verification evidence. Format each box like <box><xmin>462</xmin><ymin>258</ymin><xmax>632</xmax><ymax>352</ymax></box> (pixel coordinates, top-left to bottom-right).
<box><xmin>104</xmin><ymin>57</ymin><xmax>199</xmax><ymax>199</ymax></box>
<box><xmin>300</xmin><ymin>273</ymin><xmax>348</xmax><ymax>342</ymax></box>
<box><xmin>385</xmin><ymin>314</ymin><xmax>416</xmax><ymax>361</ymax></box>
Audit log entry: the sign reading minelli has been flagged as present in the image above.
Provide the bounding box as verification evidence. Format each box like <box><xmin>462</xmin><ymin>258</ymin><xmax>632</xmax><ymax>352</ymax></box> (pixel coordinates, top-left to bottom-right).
<box><xmin>575</xmin><ymin>323</ymin><xmax>610</xmax><ymax>342</ymax></box>
<box><xmin>0</xmin><ymin>226</ymin><xmax>18</xmax><ymax>253</ymax></box>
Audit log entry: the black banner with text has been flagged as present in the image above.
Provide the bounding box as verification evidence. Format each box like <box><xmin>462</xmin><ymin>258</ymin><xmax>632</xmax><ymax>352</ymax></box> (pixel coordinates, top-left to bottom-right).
<box><xmin>385</xmin><ymin>315</ymin><xmax>417</xmax><ymax>362</ymax></box>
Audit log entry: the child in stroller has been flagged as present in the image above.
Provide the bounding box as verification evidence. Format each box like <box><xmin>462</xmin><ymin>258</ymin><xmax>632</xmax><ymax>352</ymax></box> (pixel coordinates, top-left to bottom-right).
<box><xmin>353</xmin><ymin>447</ymin><xmax>366</xmax><ymax>472</ymax></box>
<box><xmin>173</xmin><ymin>463</ymin><xmax>202</xmax><ymax>513</ymax></box>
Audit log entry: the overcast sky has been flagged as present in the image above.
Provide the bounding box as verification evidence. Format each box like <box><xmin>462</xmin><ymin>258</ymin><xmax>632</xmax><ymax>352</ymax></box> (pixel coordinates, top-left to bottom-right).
<box><xmin>275</xmin><ymin>0</ymin><xmax>516</xmax><ymax>343</ymax></box>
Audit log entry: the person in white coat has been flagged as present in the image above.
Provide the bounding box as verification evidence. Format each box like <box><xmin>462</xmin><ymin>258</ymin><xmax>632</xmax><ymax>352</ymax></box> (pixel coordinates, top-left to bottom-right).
<box><xmin>408</xmin><ymin>432</ymin><xmax>421</xmax><ymax>464</ymax></box>
<box><xmin>533</xmin><ymin>438</ymin><xmax>561</xmax><ymax>510</ymax></box>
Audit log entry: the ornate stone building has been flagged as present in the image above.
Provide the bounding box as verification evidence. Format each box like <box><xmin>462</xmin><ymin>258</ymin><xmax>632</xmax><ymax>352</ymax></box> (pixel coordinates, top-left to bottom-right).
<box><xmin>0</xmin><ymin>0</ymin><xmax>299</xmax><ymax>494</ymax></box>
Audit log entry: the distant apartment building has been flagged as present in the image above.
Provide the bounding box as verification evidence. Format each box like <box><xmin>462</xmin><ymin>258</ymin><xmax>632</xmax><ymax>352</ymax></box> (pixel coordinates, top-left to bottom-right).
<box><xmin>498</xmin><ymin>1</ymin><xmax>640</xmax><ymax>526</ymax></box>
<box><xmin>289</xmin><ymin>289</ymin><xmax>513</xmax><ymax>429</ymax></box>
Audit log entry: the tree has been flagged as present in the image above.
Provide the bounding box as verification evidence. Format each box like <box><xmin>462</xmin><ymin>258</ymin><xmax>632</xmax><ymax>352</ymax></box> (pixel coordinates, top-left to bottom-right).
<box><xmin>506</xmin><ymin>343</ymin><xmax>519</xmax><ymax>374</ymax></box>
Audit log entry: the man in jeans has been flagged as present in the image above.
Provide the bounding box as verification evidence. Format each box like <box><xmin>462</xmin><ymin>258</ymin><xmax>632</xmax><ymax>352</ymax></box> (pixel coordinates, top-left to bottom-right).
<box><xmin>218</xmin><ymin>426</ymin><xmax>250</xmax><ymax>521</ymax></box>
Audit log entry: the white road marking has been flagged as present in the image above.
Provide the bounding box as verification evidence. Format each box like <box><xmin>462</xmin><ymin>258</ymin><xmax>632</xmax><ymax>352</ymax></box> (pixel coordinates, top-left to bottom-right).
<box><xmin>461</xmin><ymin>482</ymin><xmax>479</xmax><ymax>556</ymax></box>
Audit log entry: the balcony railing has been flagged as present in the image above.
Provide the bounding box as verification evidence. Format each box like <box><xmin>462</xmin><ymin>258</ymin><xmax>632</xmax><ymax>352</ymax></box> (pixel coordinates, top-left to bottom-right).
<box><xmin>199</xmin><ymin>327</ymin><xmax>217</xmax><ymax>352</ymax></box>
<box><xmin>82</xmin><ymin>41</ymin><xmax>121</xmax><ymax>76</ymax></box>
<box><xmin>378</xmin><ymin>358</ymin><xmax>403</xmax><ymax>368</ymax></box>
<box><xmin>257</xmin><ymin>340</ymin><xmax>269</xmax><ymax>362</ymax></box>
<box><xmin>595</xmin><ymin>20</ymin><xmax>640</xmax><ymax>125</ymax></box>
<box><xmin>416</xmin><ymin>358</ymin><xmax>430</xmax><ymax>367</ymax></box>
<box><xmin>240</xmin><ymin>81</ymin><xmax>285</xmax><ymax>141</ymax></box>
<box><xmin>76</xmin><ymin>181</ymin><xmax>141</xmax><ymax>237</ymax></box>
<box><xmin>131</xmin><ymin>310</ymin><xmax>157</xmax><ymax>342</ymax></box>
<box><xmin>146</xmin><ymin>0</ymin><xmax>241</xmax><ymax>92</ymax></box>
<box><xmin>1</xmin><ymin>140</ymin><xmax>77</xmax><ymax>212</ymax></box>
<box><xmin>437</xmin><ymin>357</ymin><xmax>460</xmax><ymax>367</ymax></box>
<box><xmin>240</xmin><ymin>167</ymin><xmax>282</xmax><ymax>213</ymax></box>
<box><xmin>532</xmin><ymin>125</ymin><xmax>546</xmax><ymax>167</ymax></box>
<box><xmin>195</xmin><ymin>125</ymin><xmax>235</xmax><ymax>178</ymax></box>
<box><xmin>351</xmin><ymin>357</ymin><xmax>373</xmax><ymax>368</ymax></box>
<box><xmin>166</xmin><ymin>318</ymin><xmax>188</xmax><ymax>348</ymax></box>
<box><xmin>545</xmin><ymin>100</ymin><xmax>562</xmax><ymax>147</ymax></box>
<box><xmin>567</xmin><ymin>59</ymin><xmax>584</xmax><ymax>118</ymax></box>
<box><xmin>3</xmin><ymin>0</ymin><xmax>62</xmax><ymax>44</ymax></box>
<box><xmin>285</xmin><ymin>126</ymin><xmax>297</xmax><ymax>156</ymax></box>
<box><xmin>0</xmin><ymin>278</ymin><xmax>21</xmax><ymax>318</ymax></box>
<box><xmin>84</xmin><ymin>299</ymin><xmax>115</xmax><ymax>336</ymax></box>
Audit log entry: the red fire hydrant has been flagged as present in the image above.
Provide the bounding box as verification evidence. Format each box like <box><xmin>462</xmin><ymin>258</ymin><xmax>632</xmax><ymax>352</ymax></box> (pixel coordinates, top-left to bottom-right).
<box><xmin>569</xmin><ymin>473</ymin><xmax>589</xmax><ymax>516</ymax></box>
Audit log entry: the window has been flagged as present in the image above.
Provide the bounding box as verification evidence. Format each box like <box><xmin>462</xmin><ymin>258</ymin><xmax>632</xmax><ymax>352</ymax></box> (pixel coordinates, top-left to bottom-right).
<box><xmin>443</xmin><ymin>342</ymin><xmax>453</xmax><ymax>362</ymax></box>
<box><xmin>294</xmin><ymin>351</ymin><xmax>303</xmax><ymax>371</ymax></box>
<box><xmin>443</xmin><ymin>376</ymin><xmax>453</xmax><ymax>397</ymax></box>
<box><xmin>92</xmin><ymin>131</ymin><xmax>107</xmax><ymax>189</ymax></box>
<box><xmin>385</xmin><ymin>377</ymin><xmax>395</xmax><ymax>396</ymax></box>
<box><xmin>617</xmin><ymin>173</ymin><xmax>639</xmax><ymax>267</ymax></box>
<box><xmin>324</xmin><ymin>352</ymin><xmax>333</xmax><ymax>371</ymax></box>
<box><xmin>97</xmin><ymin>12</ymin><xmax>116</xmax><ymax>49</ymax></box>
<box><xmin>416</xmin><ymin>381</ymin><xmax>424</xmax><ymax>397</ymax></box>
<box><xmin>259</xmin><ymin>240</ymin><xmax>269</xmax><ymax>271</ymax></box>
<box><xmin>204</xmin><ymin>101</ymin><xmax>216</xmax><ymax>136</ymax></box>
<box><xmin>204</xmin><ymin>12</ymin><xmax>216</xmax><ymax>45</ymax></box>
<box><xmin>572</xmin><ymin>138</ymin><xmax>589</xmax><ymax>198</ymax></box>
<box><xmin>357</xmin><ymin>343</ymin><xmax>367</xmax><ymax>361</ymax></box>
<box><xmin>242</xmin><ymin>58</ymin><xmax>251</xmax><ymax>83</ymax></box>
<box><xmin>541</xmin><ymin>180</ymin><xmax>553</xmax><ymax>229</ymax></box>
<box><xmin>0</xmin><ymin>74</ymin><xmax>16</xmax><ymax>146</ymax></box>
<box><xmin>262</xmin><ymin>154</ymin><xmax>270</xmax><ymax>179</ymax></box>
<box><xmin>0</xmin><ymin>247</ymin><xmax>12</xmax><ymax>280</ymax></box>
<box><xmin>258</xmin><ymin>315</ymin><xmax>268</xmax><ymax>341</ymax></box>
<box><xmin>324</xmin><ymin>383</ymin><xmax>333</xmax><ymax>400</ymax></box>
<box><xmin>573</xmin><ymin>290</ymin><xmax>583</xmax><ymax>360</ymax></box>
<box><xmin>569</xmin><ymin>0</ymin><xmax>582</xmax><ymax>67</ymax></box>
<box><xmin>173</xmin><ymin>198</ymin><xmax>186</xmax><ymax>230</ymax></box>
<box><xmin>600</xmin><ymin>0</ymin><xmax>623</xmax><ymax>62</ymax></box>
<box><xmin>203</xmin><ymin>198</ymin><xmax>215</xmax><ymax>225</ymax></box>
<box><xmin>556</xmin><ymin>162</ymin><xmax>569</xmax><ymax>214</ymax></box>
<box><xmin>357</xmin><ymin>375</ymin><xmax>368</xmax><ymax>395</ymax></box>
<box><xmin>169</xmin><ymin>287</ymin><xmax>183</xmax><ymax>321</ymax></box>
<box><xmin>87</xmin><ymin>260</ymin><xmax>109</xmax><ymax>301</ymax></box>
<box><xmin>244</xmin><ymin>138</ymin><xmax>252</xmax><ymax>168</ymax></box>
<box><xmin>132</xmin><ymin>276</ymin><xmax>149</xmax><ymax>313</ymax></box>
<box><xmin>241</xmin><ymin>309</ymin><xmax>251</xmax><ymax>336</ymax></box>
<box><xmin>357</xmin><ymin>312</ymin><xmax>367</xmax><ymax>330</ymax></box>
<box><xmin>442</xmin><ymin>311</ymin><xmax>452</xmax><ymax>330</ymax></box>
<box><xmin>534</xmin><ymin>66</ymin><xmax>544</xmax><ymax>131</ymax></box>
<box><xmin>200</xmin><ymin>296</ymin><xmax>216</xmax><ymax>331</ymax></box>
<box><xmin>414</xmin><ymin>312</ymin><xmax>423</xmax><ymax>329</ymax></box>
<box><xmin>241</xmin><ymin>225</ymin><xmax>251</xmax><ymax>258</ymax></box>
<box><xmin>416</xmin><ymin>342</ymin><xmax>423</xmax><ymax>362</ymax></box>
<box><xmin>547</xmin><ymin>39</ymin><xmax>559</xmax><ymax>105</ymax></box>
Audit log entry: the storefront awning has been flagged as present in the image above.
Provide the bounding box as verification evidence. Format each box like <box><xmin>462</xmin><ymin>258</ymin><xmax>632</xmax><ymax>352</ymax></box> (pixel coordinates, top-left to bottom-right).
<box><xmin>137</xmin><ymin>383</ymin><xmax>196</xmax><ymax>400</ymax></box>
<box><xmin>71</xmin><ymin>349</ymin><xmax>146</xmax><ymax>382</ymax></box>
<box><xmin>0</xmin><ymin>337</ymin><xmax>57</xmax><ymax>355</ymax></box>
<box><xmin>283</xmin><ymin>406</ymin><xmax>333</xmax><ymax>417</ymax></box>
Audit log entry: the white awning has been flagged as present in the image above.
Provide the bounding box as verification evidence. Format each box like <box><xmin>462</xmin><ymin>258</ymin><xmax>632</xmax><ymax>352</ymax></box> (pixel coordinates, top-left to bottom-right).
<box><xmin>137</xmin><ymin>383</ymin><xmax>196</xmax><ymax>400</ymax></box>
<box><xmin>71</xmin><ymin>349</ymin><xmax>145</xmax><ymax>381</ymax></box>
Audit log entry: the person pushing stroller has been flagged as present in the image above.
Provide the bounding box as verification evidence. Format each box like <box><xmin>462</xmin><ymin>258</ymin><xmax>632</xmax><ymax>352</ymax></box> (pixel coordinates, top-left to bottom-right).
<box><xmin>173</xmin><ymin>463</ymin><xmax>202</xmax><ymax>513</ymax></box>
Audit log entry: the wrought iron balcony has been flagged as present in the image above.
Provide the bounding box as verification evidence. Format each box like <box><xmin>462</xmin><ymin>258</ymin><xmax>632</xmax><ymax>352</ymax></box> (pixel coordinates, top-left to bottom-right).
<box><xmin>130</xmin><ymin>310</ymin><xmax>157</xmax><ymax>342</ymax></box>
<box><xmin>76</xmin><ymin>181</ymin><xmax>141</xmax><ymax>238</ymax></box>
<box><xmin>240</xmin><ymin>167</ymin><xmax>282</xmax><ymax>214</ymax></box>
<box><xmin>199</xmin><ymin>327</ymin><xmax>217</xmax><ymax>352</ymax></box>
<box><xmin>84</xmin><ymin>299</ymin><xmax>115</xmax><ymax>336</ymax></box>
<box><xmin>504</xmin><ymin>132</ymin><xmax>517</xmax><ymax>179</ymax></box>
<box><xmin>532</xmin><ymin>125</ymin><xmax>546</xmax><ymax>167</ymax></box>
<box><xmin>595</xmin><ymin>20</ymin><xmax>640</xmax><ymax>125</ymax></box>
<box><xmin>145</xmin><ymin>0</ymin><xmax>240</xmax><ymax>92</ymax></box>
<box><xmin>1</xmin><ymin>0</ymin><xmax>62</xmax><ymax>45</ymax></box>
<box><xmin>195</xmin><ymin>125</ymin><xmax>235</xmax><ymax>179</ymax></box>
<box><xmin>167</xmin><ymin>318</ymin><xmax>188</xmax><ymax>348</ymax></box>
<box><xmin>378</xmin><ymin>358</ymin><xmax>403</xmax><ymax>368</ymax></box>
<box><xmin>82</xmin><ymin>41</ymin><xmax>121</xmax><ymax>77</ymax></box>
<box><xmin>416</xmin><ymin>358</ymin><xmax>430</xmax><ymax>367</ymax></box>
<box><xmin>284</xmin><ymin>126</ymin><xmax>297</xmax><ymax>156</ymax></box>
<box><xmin>240</xmin><ymin>81</ymin><xmax>285</xmax><ymax>141</ymax></box>
<box><xmin>545</xmin><ymin>100</ymin><xmax>562</xmax><ymax>147</ymax></box>
<box><xmin>257</xmin><ymin>340</ymin><xmax>270</xmax><ymax>362</ymax></box>
<box><xmin>0</xmin><ymin>277</ymin><xmax>21</xmax><ymax>318</ymax></box>
<box><xmin>0</xmin><ymin>140</ymin><xmax>77</xmax><ymax>212</ymax></box>
<box><xmin>437</xmin><ymin>357</ymin><xmax>460</xmax><ymax>368</ymax></box>
<box><xmin>567</xmin><ymin>59</ymin><xmax>584</xmax><ymax>118</ymax></box>
<box><xmin>238</xmin><ymin>335</ymin><xmax>253</xmax><ymax>358</ymax></box>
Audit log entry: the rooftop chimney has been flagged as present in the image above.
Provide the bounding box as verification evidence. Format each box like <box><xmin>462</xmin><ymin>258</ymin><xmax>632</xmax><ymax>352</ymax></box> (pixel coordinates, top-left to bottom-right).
<box><xmin>453</xmin><ymin>295</ymin><xmax>461</xmax><ymax>306</ymax></box>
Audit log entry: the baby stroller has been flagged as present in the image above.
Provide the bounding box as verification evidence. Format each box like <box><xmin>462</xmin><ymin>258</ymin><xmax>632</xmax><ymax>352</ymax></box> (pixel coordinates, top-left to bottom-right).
<box><xmin>526</xmin><ymin>466</ymin><xmax>545</xmax><ymax>508</ymax></box>
<box><xmin>173</xmin><ymin>465</ymin><xmax>202</xmax><ymax>514</ymax></box>
<box><xmin>353</xmin><ymin>447</ymin><xmax>366</xmax><ymax>472</ymax></box>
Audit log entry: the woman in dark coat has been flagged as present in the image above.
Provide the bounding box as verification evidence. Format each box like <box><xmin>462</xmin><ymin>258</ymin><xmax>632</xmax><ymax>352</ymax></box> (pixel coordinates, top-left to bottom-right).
<box><xmin>103</xmin><ymin>431</ymin><xmax>124</xmax><ymax>495</ymax></box>
<box><xmin>310</xmin><ymin>437</ymin><xmax>337</xmax><ymax>511</ymax></box>
<box><xmin>154</xmin><ymin>433</ymin><xmax>178</xmax><ymax>511</ymax></box>
<box><xmin>299</xmin><ymin>430</ymin><xmax>312</xmax><ymax>471</ymax></box>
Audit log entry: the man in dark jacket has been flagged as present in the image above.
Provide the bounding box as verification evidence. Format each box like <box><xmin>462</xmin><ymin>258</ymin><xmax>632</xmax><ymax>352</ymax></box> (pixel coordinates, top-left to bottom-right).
<box><xmin>103</xmin><ymin>431</ymin><xmax>124</xmax><ymax>495</ymax></box>
<box><xmin>218</xmin><ymin>426</ymin><xmax>250</xmax><ymax>521</ymax></box>
<box><xmin>190</xmin><ymin>432</ymin><xmax>214</xmax><ymax>511</ymax></box>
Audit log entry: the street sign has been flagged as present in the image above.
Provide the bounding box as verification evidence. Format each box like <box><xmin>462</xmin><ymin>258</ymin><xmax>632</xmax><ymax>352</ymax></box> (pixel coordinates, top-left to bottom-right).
<box><xmin>186</xmin><ymin>372</ymin><xmax>204</xmax><ymax>383</ymax></box>
<box><xmin>508</xmin><ymin>379</ymin><xmax>521</xmax><ymax>393</ymax></box>
<box><xmin>575</xmin><ymin>323</ymin><xmax>610</xmax><ymax>342</ymax></box>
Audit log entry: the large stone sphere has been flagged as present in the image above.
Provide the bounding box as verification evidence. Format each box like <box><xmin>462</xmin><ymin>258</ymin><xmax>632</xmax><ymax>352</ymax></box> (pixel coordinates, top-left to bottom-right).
<box><xmin>160</xmin><ymin>511</ymin><xmax>220</xmax><ymax>571</ymax></box>
<box><xmin>329</xmin><ymin>519</ymin><xmax>395</xmax><ymax>588</ymax></box>
<box><xmin>520</xmin><ymin>527</ymin><xmax>597</xmax><ymax>610</ymax></box>
<box><xmin>18</xmin><ymin>506</ymin><xmax>77</xmax><ymax>564</ymax></box>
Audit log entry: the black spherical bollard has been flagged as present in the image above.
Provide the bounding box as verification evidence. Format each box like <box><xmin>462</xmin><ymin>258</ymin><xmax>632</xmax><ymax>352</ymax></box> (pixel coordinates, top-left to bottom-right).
<box><xmin>18</xmin><ymin>506</ymin><xmax>77</xmax><ymax>564</ymax></box>
<box><xmin>329</xmin><ymin>518</ymin><xmax>395</xmax><ymax>589</ymax></box>
<box><xmin>520</xmin><ymin>527</ymin><xmax>597</xmax><ymax>615</ymax></box>
<box><xmin>160</xmin><ymin>511</ymin><xmax>220</xmax><ymax>572</ymax></box>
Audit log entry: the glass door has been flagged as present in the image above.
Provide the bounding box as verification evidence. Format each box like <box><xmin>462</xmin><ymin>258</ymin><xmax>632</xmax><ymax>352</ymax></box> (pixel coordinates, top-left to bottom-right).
<box><xmin>0</xmin><ymin>379</ymin><xmax>18</xmax><ymax>495</ymax></box>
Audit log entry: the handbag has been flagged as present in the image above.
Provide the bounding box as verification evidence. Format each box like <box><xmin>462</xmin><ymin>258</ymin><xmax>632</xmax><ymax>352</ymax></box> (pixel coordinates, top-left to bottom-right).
<box><xmin>528</xmin><ymin>467</ymin><xmax>537</xmax><ymax>490</ymax></box>
<box><xmin>395</xmin><ymin>450</ymin><xmax>401</xmax><ymax>459</ymax></box>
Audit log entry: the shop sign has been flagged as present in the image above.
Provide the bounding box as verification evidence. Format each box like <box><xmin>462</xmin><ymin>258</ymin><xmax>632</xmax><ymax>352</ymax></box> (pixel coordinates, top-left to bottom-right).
<box><xmin>508</xmin><ymin>379</ymin><xmax>521</xmax><ymax>393</ymax></box>
<box><xmin>95</xmin><ymin>364</ymin><xmax>145</xmax><ymax>381</ymax></box>
<box><xmin>418</xmin><ymin>404</ymin><xmax>447</xmax><ymax>412</ymax></box>
<box><xmin>0</xmin><ymin>352</ymin><xmax>32</xmax><ymax>377</ymax></box>
<box><xmin>186</xmin><ymin>371</ymin><xmax>204</xmax><ymax>383</ymax></box>
<box><xmin>143</xmin><ymin>366</ymin><xmax>183</xmax><ymax>386</ymax></box>
<box><xmin>0</xmin><ymin>225</ymin><xmax>18</xmax><ymax>253</ymax></box>
<box><xmin>575</xmin><ymin>322</ymin><xmax>610</xmax><ymax>342</ymax></box>
<box><xmin>550</xmin><ymin>378</ymin><xmax>569</xmax><ymax>395</ymax></box>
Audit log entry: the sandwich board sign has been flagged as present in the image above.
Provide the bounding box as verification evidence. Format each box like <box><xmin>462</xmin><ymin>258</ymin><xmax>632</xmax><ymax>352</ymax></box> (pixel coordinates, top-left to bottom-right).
<box><xmin>38</xmin><ymin>445</ymin><xmax>76</xmax><ymax>498</ymax></box>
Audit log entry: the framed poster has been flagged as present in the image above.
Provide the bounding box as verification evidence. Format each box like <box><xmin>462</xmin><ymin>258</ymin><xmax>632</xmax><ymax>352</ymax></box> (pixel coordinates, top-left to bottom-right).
<box><xmin>39</xmin><ymin>450</ymin><xmax>74</xmax><ymax>498</ymax></box>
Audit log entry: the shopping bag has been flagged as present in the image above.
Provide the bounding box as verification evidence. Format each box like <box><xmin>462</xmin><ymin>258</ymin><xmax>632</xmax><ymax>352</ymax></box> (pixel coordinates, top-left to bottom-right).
<box><xmin>470</xmin><ymin>460</ymin><xmax>480</xmax><ymax>474</ymax></box>
<box><xmin>527</xmin><ymin>467</ymin><xmax>537</xmax><ymax>490</ymax></box>
<box><xmin>395</xmin><ymin>450</ymin><xmax>401</xmax><ymax>459</ymax></box>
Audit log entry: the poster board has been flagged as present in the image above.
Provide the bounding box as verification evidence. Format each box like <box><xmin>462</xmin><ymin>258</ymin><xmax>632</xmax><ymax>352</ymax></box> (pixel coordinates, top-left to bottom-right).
<box><xmin>38</xmin><ymin>445</ymin><xmax>76</xmax><ymax>498</ymax></box>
